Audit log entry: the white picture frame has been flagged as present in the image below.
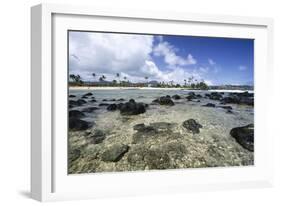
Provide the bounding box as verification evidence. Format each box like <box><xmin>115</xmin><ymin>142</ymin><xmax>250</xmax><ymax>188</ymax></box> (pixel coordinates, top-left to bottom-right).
<box><xmin>31</xmin><ymin>3</ymin><xmax>274</xmax><ymax>202</ymax></box>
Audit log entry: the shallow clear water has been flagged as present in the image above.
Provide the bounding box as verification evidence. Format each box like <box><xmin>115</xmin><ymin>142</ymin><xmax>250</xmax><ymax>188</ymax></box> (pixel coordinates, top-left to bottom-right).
<box><xmin>68</xmin><ymin>88</ymin><xmax>254</xmax><ymax>173</ymax></box>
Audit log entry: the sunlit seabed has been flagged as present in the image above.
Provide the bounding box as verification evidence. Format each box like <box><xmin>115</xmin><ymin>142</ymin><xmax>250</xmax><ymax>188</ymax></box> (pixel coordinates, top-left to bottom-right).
<box><xmin>68</xmin><ymin>89</ymin><xmax>254</xmax><ymax>174</ymax></box>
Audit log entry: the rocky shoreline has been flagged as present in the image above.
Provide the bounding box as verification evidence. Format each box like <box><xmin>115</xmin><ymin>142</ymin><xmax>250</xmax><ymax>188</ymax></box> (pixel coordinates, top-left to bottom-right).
<box><xmin>68</xmin><ymin>90</ymin><xmax>254</xmax><ymax>174</ymax></box>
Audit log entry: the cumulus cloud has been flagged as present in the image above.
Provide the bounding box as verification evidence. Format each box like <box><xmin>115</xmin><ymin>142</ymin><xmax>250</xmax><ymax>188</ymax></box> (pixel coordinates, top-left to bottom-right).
<box><xmin>69</xmin><ymin>31</ymin><xmax>205</xmax><ymax>84</ymax></box>
<box><xmin>153</xmin><ymin>41</ymin><xmax>196</xmax><ymax>66</ymax></box>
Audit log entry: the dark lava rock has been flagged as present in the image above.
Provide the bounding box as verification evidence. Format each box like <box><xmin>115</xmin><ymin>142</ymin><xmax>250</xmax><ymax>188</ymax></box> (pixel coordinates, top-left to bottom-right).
<box><xmin>69</xmin><ymin>110</ymin><xmax>85</xmax><ymax>118</ymax></box>
<box><xmin>84</xmin><ymin>92</ymin><xmax>93</xmax><ymax>96</ymax></box>
<box><xmin>109</xmin><ymin>98</ymin><xmax>116</xmax><ymax>101</ymax></box>
<box><xmin>202</xmin><ymin>103</ymin><xmax>216</xmax><ymax>107</ymax></box>
<box><xmin>102</xmin><ymin>99</ymin><xmax>108</xmax><ymax>102</ymax></box>
<box><xmin>186</xmin><ymin>95</ymin><xmax>195</xmax><ymax>101</ymax></box>
<box><xmin>99</xmin><ymin>103</ymin><xmax>110</xmax><ymax>106</ymax></box>
<box><xmin>82</xmin><ymin>107</ymin><xmax>99</xmax><ymax>113</ymax></box>
<box><xmin>89</xmin><ymin>99</ymin><xmax>97</xmax><ymax>103</ymax></box>
<box><xmin>220</xmin><ymin>106</ymin><xmax>233</xmax><ymax>110</ymax></box>
<box><xmin>69</xmin><ymin>95</ymin><xmax>76</xmax><ymax>98</ymax></box>
<box><xmin>133</xmin><ymin>123</ymin><xmax>146</xmax><ymax>131</ymax></box>
<box><xmin>220</xmin><ymin>96</ymin><xmax>240</xmax><ymax>104</ymax></box>
<box><xmin>69</xmin><ymin>100</ymin><xmax>81</xmax><ymax>107</ymax></box>
<box><xmin>118</xmin><ymin>98</ymin><xmax>125</xmax><ymax>101</ymax></box>
<box><xmin>221</xmin><ymin>92</ymin><xmax>254</xmax><ymax>106</ymax></box>
<box><xmin>209</xmin><ymin>92</ymin><xmax>223</xmax><ymax>100</ymax></box>
<box><xmin>188</xmin><ymin>92</ymin><xmax>195</xmax><ymax>96</ymax></box>
<box><xmin>172</xmin><ymin>94</ymin><xmax>181</xmax><ymax>100</ymax></box>
<box><xmin>196</xmin><ymin>94</ymin><xmax>202</xmax><ymax>98</ymax></box>
<box><xmin>230</xmin><ymin>124</ymin><xmax>254</xmax><ymax>151</ymax></box>
<box><xmin>127</xmin><ymin>147</ymin><xmax>171</xmax><ymax>170</ymax></box>
<box><xmin>107</xmin><ymin>104</ymin><xmax>117</xmax><ymax>111</ymax></box>
<box><xmin>153</xmin><ymin>96</ymin><xmax>175</xmax><ymax>106</ymax></box>
<box><xmin>182</xmin><ymin>119</ymin><xmax>203</xmax><ymax>134</ymax></box>
<box><xmin>226</xmin><ymin>110</ymin><xmax>233</xmax><ymax>114</ymax></box>
<box><xmin>69</xmin><ymin>118</ymin><xmax>91</xmax><ymax>131</ymax></box>
<box><xmin>239</xmin><ymin>96</ymin><xmax>254</xmax><ymax>106</ymax></box>
<box><xmin>101</xmin><ymin>144</ymin><xmax>129</xmax><ymax>162</ymax></box>
<box><xmin>68</xmin><ymin>148</ymin><xmax>81</xmax><ymax>163</ymax></box>
<box><xmin>89</xmin><ymin>130</ymin><xmax>106</xmax><ymax>144</ymax></box>
<box><xmin>144</xmin><ymin>149</ymin><xmax>171</xmax><ymax>170</ymax></box>
<box><xmin>149</xmin><ymin>122</ymin><xmax>175</xmax><ymax>131</ymax></box>
<box><xmin>77</xmin><ymin>99</ymin><xmax>87</xmax><ymax>105</ymax></box>
<box><xmin>119</xmin><ymin>101</ymin><xmax>146</xmax><ymax>115</ymax></box>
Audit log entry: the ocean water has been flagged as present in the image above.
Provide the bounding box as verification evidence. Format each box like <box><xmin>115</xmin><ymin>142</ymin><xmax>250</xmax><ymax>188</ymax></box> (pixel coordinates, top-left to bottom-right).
<box><xmin>68</xmin><ymin>88</ymin><xmax>254</xmax><ymax>173</ymax></box>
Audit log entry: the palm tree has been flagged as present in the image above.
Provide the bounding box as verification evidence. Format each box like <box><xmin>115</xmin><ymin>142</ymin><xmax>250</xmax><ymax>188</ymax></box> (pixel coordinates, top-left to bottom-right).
<box><xmin>92</xmin><ymin>73</ymin><xmax>96</xmax><ymax>82</ymax></box>
<box><xmin>144</xmin><ymin>76</ymin><xmax>149</xmax><ymax>87</ymax></box>
<box><xmin>116</xmin><ymin>73</ymin><xmax>120</xmax><ymax>84</ymax></box>
<box><xmin>102</xmin><ymin>75</ymin><xmax>106</xmax><ymax>80</ymax></box>
<box><xmin>184</xmin><ymin>79</ymin><xmax>187</xmax><ymax>87</ymax></box>
<box><xmin>69</xmin><ymin>74</ymin><xmax>76</xmax><ymax>82</ymax></box>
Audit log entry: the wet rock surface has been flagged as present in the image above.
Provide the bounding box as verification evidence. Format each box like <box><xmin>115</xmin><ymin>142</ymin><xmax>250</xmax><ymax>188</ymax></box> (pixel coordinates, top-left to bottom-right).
<box><xmin>101</xmin><ymin>144</ymin><xmax>129</xmax><ymax>162</ymax></box>
<box><xmin>182</xmin><ymin>119</ymin><xmax>203</xmax><ymax>134</ymax></box>
<box><xmin>69</xmin><ymin>118</ymin><xmax>91</xmax><ymax>131</ymax></box>
<box><xmin>153</xmin><ymin>96</ymin><xmax>175</xmax><ymax>106</ymax></box>
<box><xmin>119</xmin><ymin>100</ymin><xmax>146</xmax><ymax>115</ymax></box>
<box><xmin>230</xmin><ymin>124</ymin><xmax>254</xmax><ymax>151</ymax></box>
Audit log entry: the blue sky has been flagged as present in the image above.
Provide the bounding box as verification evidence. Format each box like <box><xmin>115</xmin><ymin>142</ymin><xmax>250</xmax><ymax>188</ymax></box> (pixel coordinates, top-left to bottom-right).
<box><xmin>69</xmin><ymin>31</ymin><xmax>254</xmax><ymax>85</ymax></box>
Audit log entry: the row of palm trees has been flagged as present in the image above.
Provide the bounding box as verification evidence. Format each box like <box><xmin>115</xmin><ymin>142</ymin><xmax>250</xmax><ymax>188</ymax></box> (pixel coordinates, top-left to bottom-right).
<box><xmin>69</xmin><ymin>73</ymin><xmax>208</xmax><ymax>89</ymax></box>
<box><xmin>92</xmin><ymin>73</ymin><xmax>148</xmax><ymax>84</ymax></box>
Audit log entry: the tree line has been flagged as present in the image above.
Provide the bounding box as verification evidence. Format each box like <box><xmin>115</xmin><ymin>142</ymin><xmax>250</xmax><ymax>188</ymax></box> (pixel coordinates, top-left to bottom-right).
<box><xmin>69</xmin><ymin>73</ymin><xmax>209</xmax><ymax>90</ymax></box>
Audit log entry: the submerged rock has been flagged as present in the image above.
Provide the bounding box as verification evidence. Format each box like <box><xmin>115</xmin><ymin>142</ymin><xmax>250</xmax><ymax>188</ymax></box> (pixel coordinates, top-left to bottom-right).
<box><xmin>182</xmin><ymin>119</ymin><xmax>203</xmax><ymax>134</ymax></box>
<box><xmin>77</xmin><ymin>99</ymin><xmax>87</xmax><ymax>105</ymax></box>
<box><xmin>101</xmin><ymin>144</ymin><xmax>129</xmax><ymax>162</ymax></box>
<box><xmin>127</xmin><ymin>147</ymin><xmax>171</xmax><ymax>170</ymax></box>
<box><xmin>69</xmin><ymin>95</ymin><xmax>76</xmax><ymax>98</ymax></box>
<box><xmin>202</xmin><ymin>103</ymin><xmax>216</xmax><ymax>107</ymax></box>
<box><xmin>172</xmin><ymin>94</ymin><xmax>181</xmax><ymax>100</ymax></box>
<box><xmin>82</xmin><ymin>107</ymin><xmax>99</xmax><ymax>113</ymax></box>
<box><xmin>118</xmin><ymin>98</ymin><xmax>125</xmax><ymax>101</ymax></box>
<box><xmin>209</xmin><ymin>92</ymin><xmax>223</xmax><ymax>100</ymax></box>
<box><xmin>153</xmin><ymin>96</ymin><xmax>175</xmax><ymax>106</ymax></box>
<box><xmin>69</xmin><ymin>118</ymin><xmax>91</xmax><ymax>131</ymax></box>
<box><xmin>132</xmin><ymin>122</ymin><xmax>176</xmax><ymax>144</ymax></box>
<box><xmin>230</xmin><ymin>124</ymin><xmax>254</xmax><ymax>151</ymax></box>
<box><xmin>84</xmin><ymin>92</ymin><xmax>93</xmax><ymax>96</ymax></box>
<box><xmin>89</xmin><ymin>130</ymin><xmax>106</xmax><ymax>144</ymax></box>
<box><xmin>99</xmin><ymin>103</ymin><xmax>110</xmax><ymax>107</ymax></box>
<box><xmin>107</xmin><ymin>104</ymin><xmax>118</xmax><ymax>111</ymax></box>
<box><xmin>221</xmin><ymin>92</ymin><xmax>254</xmax><ymax>106</ymax></box>
<box><xmin>69</xmin><ymin>99</ymin><xmax>86</xmax><ymax>107</ymax></box>
<box><xmin>68</xmin><ymin>148</ymin><xmax>81</xmax><ymax>163</ymax></box>
<box><xmin>220</xmin><ymin>106</ymin><xmax>233</xmax><ymax>110</ymax></box>
<box><xmin>69</xmin><ymin>110</ymin><xmax>85</xmax><ymax>119</ymax></box>
<box><xmin>119</xmin><ymin>101</ymin><xmax>146</xmax><ymax>115</ymax></box>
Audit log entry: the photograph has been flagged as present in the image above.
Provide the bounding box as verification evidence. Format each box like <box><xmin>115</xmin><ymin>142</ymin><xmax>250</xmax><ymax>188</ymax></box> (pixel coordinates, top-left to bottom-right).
<box><xmin>67</xmin><ymin>31</ymin><xmax>254</xmax><ymax>174</ymax></box>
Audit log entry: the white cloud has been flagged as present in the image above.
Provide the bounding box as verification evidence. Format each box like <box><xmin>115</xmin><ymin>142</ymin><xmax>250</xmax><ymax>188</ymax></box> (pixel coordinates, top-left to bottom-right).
<box><xmin>238</xmin><ymin>65</ymin><xmax>247</xmax><ymax>71</ymax></box>
<box><xmin>199</xmin><ymin>67</ymin><xmax>209</xmax><ymax>73</ymax></box>
<box><xmin>208</xmin><ymin>58</ymin><xmax>216</xmax><ymax>65</ymax></box>
<box><xmin>69</xmin><ymin>32</ymin><xmax>207</xmax><ymax>85</ymax></box>
<box><xmin>153</xmin><ymin>41</ymin><xmax>196</xmax><ymax>66</ymax></box>
<box><xmin>69</xmin><ymin>32</ymin><xmax>154</xmax><ymax>80</ymax></box>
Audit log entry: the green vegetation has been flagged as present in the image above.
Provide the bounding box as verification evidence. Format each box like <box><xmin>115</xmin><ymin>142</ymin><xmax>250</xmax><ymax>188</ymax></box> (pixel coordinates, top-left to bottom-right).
<box><xmin>69</xmin><ymin>74</ymin><xmax>209</xmax><ymax>90</ymax></box>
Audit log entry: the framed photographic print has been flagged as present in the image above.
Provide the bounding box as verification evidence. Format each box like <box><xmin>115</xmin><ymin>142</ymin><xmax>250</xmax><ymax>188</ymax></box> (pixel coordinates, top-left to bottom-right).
<box><xmin>31</xmin><ymin>3</ymin><xmax>274</xmax><ymax>201</ymax></box>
